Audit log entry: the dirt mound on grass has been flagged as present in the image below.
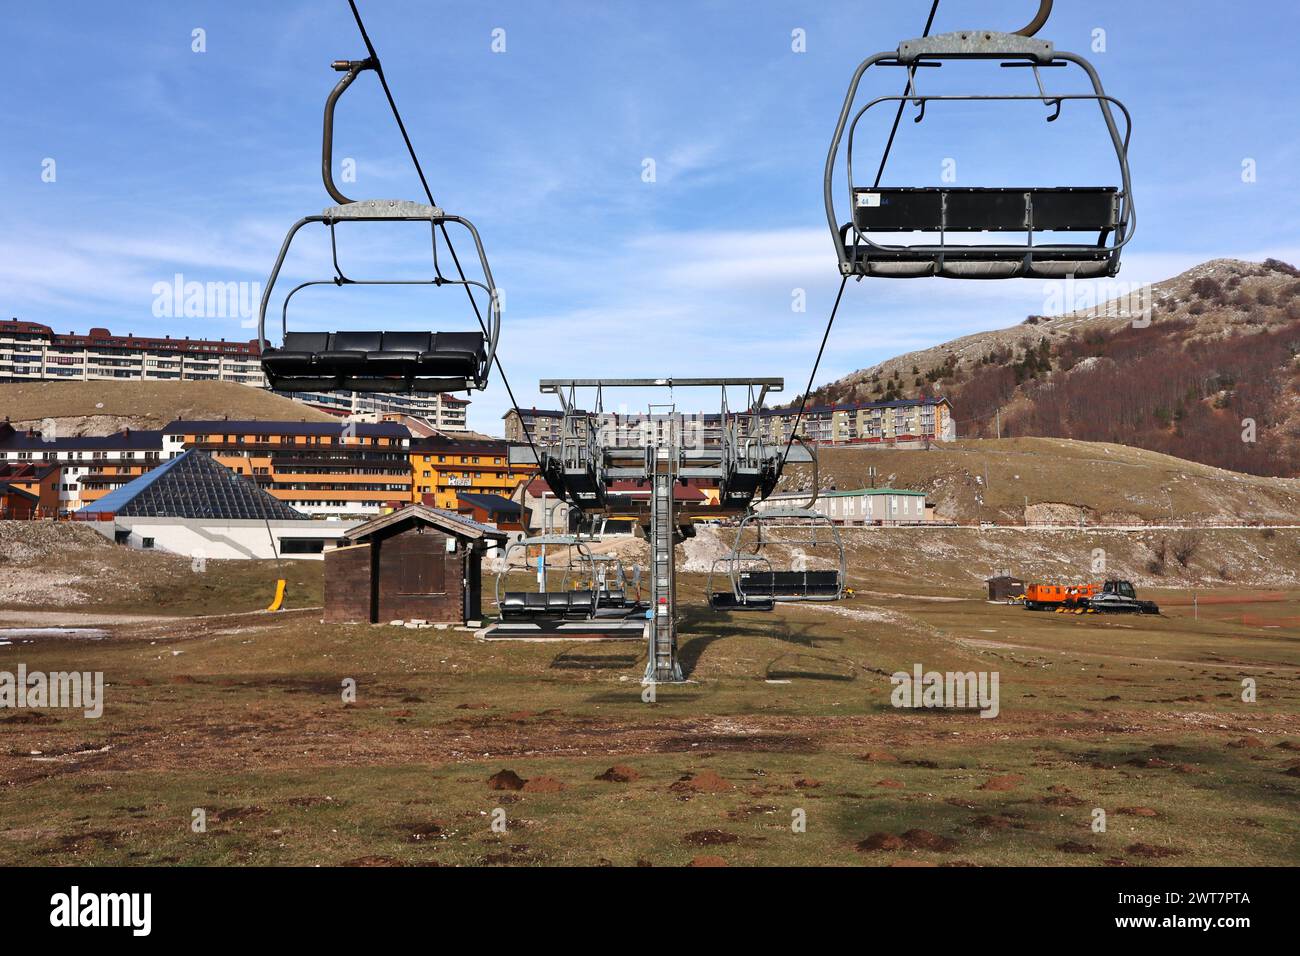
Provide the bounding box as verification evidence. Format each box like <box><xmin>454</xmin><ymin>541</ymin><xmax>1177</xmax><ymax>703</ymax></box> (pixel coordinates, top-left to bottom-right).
<box><xmin>1116</xmin><ymin>806</ymin><xmax>1159</xmax><ymax>817</ymax></box>
<box><xmin>859</xmin><ymin>751</ymin><xmax>899</xmax><ymax>763</ymax></box>
<box><xmin>0</xmin><ymin>711</ymin><xmax>60</xmax><ymax>725</ymax></box>
<box><xmin>1127</xmin><ymin>843</ymin><xmax>1183</xmax><ymax>859</ymax></box>
<box><xmin>901</xmin><ymin>829</ymin><xmax>957</xmax><ymax>851</ymax></box>
<box><xmin>1056</xmin><ymin>841</ymin><xmax>1100</xmax><ymax>855</ymax></box>
<box><xmin>340</xmin><ymin>856</ymin><xmax>404</xmax><ymax>867</ymax></box>
<box><xmin>522</xmin><ymin>775</ymin><xmax>565</xmax><ymax>793</ymax></box>
<box><xmin>669</xmin><ymin>770</ymin><xmax>734</xmax><ymax>793</ymax></box>
<box><xmin>488</xmin><ymin>769</ymin><xmax>527</xmax><ymax>791</ymax></box>
<box><xmin>596</xmin><ymin>765</ymin><xmax>640</xmax><ymax>783</ymax></box>
<box><xmin>857</xmin><ymin>830</ymin><xmax>958</xmax><ymax>852</ymax></box>
<box><xmin>977</xmin><ymin>774</ymin><xmax>1026</xmax><ymax>791</ymax></box>
<box><xmin>857</xmin><ymin>833</ymin><xmax>907</xmax><ymax>852</ymax></box>
<box><xmin>689</xmin><ymin>855</ymin><xmax>729</xmax><ymax>867</ymax></box>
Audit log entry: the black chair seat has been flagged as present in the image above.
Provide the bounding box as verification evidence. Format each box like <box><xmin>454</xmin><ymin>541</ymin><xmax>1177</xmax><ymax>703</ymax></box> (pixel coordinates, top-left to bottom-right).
<box><xmin>500</xmin><ymin>591</ymin><xmax>596</xmax><ymax>619</ymax></box>
<box><xmin>709</xmin><ymin>592</ymin><xmax>774</xmax><ymax>612</ymax></box>
<box><xmin>368</xmin><ymin>332</ymin><xmax>433</xmax><ymax>372</ymax></box>
<box><xmin>597</xmin><ymin>589</ymin><xmax>626</xmax><ymax>608</ymax></box>
<box><xmin>262</xmin><ymin>351</ymin><xmax>318</xmax><ymax>375</ymax></box>
<box><xmin>319</xmin><ymin>331</ymin><xmax>382</xmax><ymax>371</ymax></box>
<box><xmin>499</xmin><ymin>593</ymin><xmax>528</xmax><ymax>619</ymax></box>
<box><xmin>264</xmin><ymin>329</ymin><xmax>486</xmax><ymax>392</ymax></box>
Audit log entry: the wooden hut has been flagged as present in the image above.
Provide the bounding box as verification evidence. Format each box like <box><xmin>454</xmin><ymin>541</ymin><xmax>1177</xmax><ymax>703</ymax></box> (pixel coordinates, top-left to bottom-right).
<box><xmin>324</xmin><ymin>505</ymin><xmax>506</xmax><ymax>625</ymax></box>
<box><xmin>986</xmin><ymin>575</ymin><xmax>1026</xmax><ymax>603</ymax></box>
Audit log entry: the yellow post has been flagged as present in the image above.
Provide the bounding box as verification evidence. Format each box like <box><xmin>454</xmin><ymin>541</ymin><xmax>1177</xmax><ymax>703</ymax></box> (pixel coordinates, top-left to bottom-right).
<box><xmin>267</xmin><ymin>578</ymin><xmax>286</xmax><ymax>612</ymax></box>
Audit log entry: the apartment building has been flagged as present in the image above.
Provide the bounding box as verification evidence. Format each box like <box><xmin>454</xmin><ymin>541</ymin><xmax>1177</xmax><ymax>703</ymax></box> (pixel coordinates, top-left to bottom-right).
<box><xmin>0</xmin><ymin>423</ymin><xmax>165</xmax><ymax>511</ymax></box>
<box><xmin>0</xmin><ymin>318</ymin><xmax>473</xmax><ymax>423</ymax></box>
<box><xmin>503</xmin><ymin>397</ymin><xmax>955</xmax><ymax>449</ymax></box>
<box><xmin>0</xmin><ymin>320</ymin><xmax>264</xmax><ymax>385</ymax></box>
<box><xmin>760</xmin><ymin>398</ymin><xmax>955</xmax><ymax>446</ymax></box>
<box><xmin>163</xmin><ymin>420</ymin><xmax>412</xmax><ymax>518</ymax></box>
<box><xmin>755</xmin><ymin>487</ymin><xmax>932</xmax><ymax>525</ymax></box>
<box><xmin>502</xmin><ymin>408</ymin><xmax>565</xmax><ymax>445</ymax></box>
<box><xmin>410</xmin><ymin>436</ymin><xmax>527</xmax><ymax>510</ymax></box>
<box><xmin>290</xmin><ymin>388</ymin><xmax>469</xmax><ymax>431</ymax></box>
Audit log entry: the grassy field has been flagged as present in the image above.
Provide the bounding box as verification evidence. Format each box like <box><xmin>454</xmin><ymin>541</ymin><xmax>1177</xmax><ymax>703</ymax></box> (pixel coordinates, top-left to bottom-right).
<box><xmin>2</xmin><ymin>568</ymin><xmax>1296</xmax><ymax>867</ymax></box>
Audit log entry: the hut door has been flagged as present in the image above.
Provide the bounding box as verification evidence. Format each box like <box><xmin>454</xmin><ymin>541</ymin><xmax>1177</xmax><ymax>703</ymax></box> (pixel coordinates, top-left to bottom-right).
<box><xmin>398</xmin><ymin>534</ymin><xmax>446</xmax><ymax>595</ymax></box>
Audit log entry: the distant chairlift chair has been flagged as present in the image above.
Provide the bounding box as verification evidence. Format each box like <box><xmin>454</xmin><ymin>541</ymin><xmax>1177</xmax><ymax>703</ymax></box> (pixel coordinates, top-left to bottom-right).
<box><xmin>824</xmin><ymin>3</ymin><xmax>1134</xmax><ymax>280</ymax></box>
<box><xmin>494</xmin><ymin>535</ymin><xmax>601</xmax><ymax>622</ymax></box>
<box><xmin>258</xmin><ymin>57</ymin><xmax>500</xmax><ymax>394</ymax></box>
<box><xmin>708</xmin><ymin>507</ymin><xmax>847</xmax><ymax>611</ymax></box>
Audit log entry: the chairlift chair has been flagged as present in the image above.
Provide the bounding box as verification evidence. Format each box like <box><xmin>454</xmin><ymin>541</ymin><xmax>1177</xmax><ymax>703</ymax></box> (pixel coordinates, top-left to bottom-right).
<box><xmin>706</xmin><ymin>555</ymin><xmax>776</xmax><ymax>612</ymax></box>
<box><xmin>258</xmin><ymin>57</ymin><xmax>500</xmax><ymax>394</ymax></box>
<box><xmin>824</xmin><ymin>0</ymin><xmax>1134</xmax><ymax>280</ymax></box>
<box><xmin>708</xmin><ymin>507</ymin><xmax>847</xmax><ymax>609</ymax></box>
<box><xmin>494</xmin><ymin>534</ymin><xmax>600</xmax><ymax>621</ymax></box>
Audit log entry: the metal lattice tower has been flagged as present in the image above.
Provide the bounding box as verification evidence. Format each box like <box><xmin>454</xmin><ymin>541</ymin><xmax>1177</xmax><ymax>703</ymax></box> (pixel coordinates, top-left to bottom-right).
<box><xmin>510</xmin><ymin>378</ymin><xmax>814</xmax><ymax>685</ymax></box>
<box><xmin>646</xmin><ymin>443</ymin><xmax>683</xmax><ymax>683</ymax></box>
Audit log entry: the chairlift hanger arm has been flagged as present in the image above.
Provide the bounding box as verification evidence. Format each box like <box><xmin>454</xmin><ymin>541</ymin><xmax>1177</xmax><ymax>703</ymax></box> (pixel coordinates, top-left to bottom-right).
<box><xmin>322</xmin><ymin>57</ymin><xmax>377</xmax><ymax>205</ymax></box>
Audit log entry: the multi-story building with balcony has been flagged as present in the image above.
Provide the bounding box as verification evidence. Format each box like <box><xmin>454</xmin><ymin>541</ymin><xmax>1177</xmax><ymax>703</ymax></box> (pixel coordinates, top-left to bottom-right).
<box><xmin>162</xmin><ymin>420</ymin><xmax>413</xmax><ymax>518</ymax></box>
<box><xmin>504</xmin><ymin>397</ymin><xmax>955</xmax><ymax>449</ymax></box>
<box><xmin>0</xmin><ymin>319</ymin><xmax>264</xmax><ymax>385</ymax></box>
<box><xmin>760</xmin><ymin>397</ymin><xmax>955</xmax><ymax>447</ymax></box>
<box><xmin>0</xmin><ymin>318</ymin><xmax>473</xmax><ymax>424</ymax></box>
<box><xmin>0</xmin><ymin>423</ymin><xmax>165</xmax><ymax>512</ymax></box>
<box><xmin>410</xmin><ymin>436</ymin><xmax>527</xmax><ymax>510</ymax></box>
<box><xmin>502</xmin><ymin>408</ymin><xmax>567</xmax><ymax>445</ymax></box>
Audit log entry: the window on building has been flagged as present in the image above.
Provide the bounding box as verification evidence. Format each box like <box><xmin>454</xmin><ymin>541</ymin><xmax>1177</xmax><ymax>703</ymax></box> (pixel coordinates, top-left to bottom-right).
<box><xmin>279</xmin><ymin>538</ymin><xmax>325</xmax><ymax>555</ymax></box>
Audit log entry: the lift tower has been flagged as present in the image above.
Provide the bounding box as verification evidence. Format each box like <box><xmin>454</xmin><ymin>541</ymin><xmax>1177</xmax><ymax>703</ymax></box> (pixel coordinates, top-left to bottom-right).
<box><xmin>511</xmin><ymin>378</ymin><xmax>813</xmax><ymax>684</ymax></box>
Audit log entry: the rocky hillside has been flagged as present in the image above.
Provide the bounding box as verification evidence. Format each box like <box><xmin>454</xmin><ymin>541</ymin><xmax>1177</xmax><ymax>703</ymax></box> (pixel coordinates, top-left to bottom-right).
<box><xmin>802</xmin><ymin>258</ymin><xmax>1300</xmax><ymax>477</ymax></box>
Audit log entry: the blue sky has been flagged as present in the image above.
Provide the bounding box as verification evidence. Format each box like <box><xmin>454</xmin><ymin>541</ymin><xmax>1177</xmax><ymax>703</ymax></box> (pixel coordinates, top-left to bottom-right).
<box><xmin>3</xmin><ymin>1</ymin><xmax>1298</xmax><ymax>431</ymax></box>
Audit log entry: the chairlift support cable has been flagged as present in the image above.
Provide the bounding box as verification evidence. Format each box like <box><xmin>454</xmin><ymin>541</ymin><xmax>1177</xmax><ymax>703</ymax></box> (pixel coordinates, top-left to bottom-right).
<box><xmin>779</xmin><ymin>1</ymin><xmax>948</xmax><ymax>483</ymax></box>
<box><xmin>343</xmin><ymin>0</ymin><xmax>544</xmax><ymax>472</ymax></box>
<box><xmin>872</xmin><ymin>0</ymin><xmax>941</xmax><ymax>188</ymax></box>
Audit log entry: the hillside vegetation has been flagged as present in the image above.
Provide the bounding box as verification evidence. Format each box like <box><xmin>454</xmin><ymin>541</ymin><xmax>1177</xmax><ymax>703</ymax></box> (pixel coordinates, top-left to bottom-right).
<box><xmin>803</xmin><ymin>258</ymin><xmax>1300</xmax><ymax>477</ymax></box>
<box><xmin>0</xmin><ymin>380</ymin><xmax>336</xmax><ymax>435</ymax></box>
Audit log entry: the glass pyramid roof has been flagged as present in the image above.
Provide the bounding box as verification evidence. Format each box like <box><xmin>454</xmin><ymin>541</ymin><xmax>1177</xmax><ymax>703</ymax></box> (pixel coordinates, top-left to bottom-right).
<box><xmin>80</xmin><ymin>449</ymin><xmax>308</xmax><ymax>521</ymax></box>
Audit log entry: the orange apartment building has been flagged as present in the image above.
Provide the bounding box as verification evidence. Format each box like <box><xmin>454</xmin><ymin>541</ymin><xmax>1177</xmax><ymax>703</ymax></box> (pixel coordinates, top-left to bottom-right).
<box><xmin>410</xmin><ymin>436</ymin><xmax>527</xmax><ymax>510</ymax></box>
<box><xmin>162</xmin><ymin>420</ymin><xmax>412</xmax><ymax>518</ymax></box>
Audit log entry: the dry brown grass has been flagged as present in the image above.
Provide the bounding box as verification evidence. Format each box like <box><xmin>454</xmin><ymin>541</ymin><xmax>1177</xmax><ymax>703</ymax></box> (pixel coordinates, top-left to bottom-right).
<box><xmin>0</xmin><ymin>380</ymin><xmax>335</xmax><ymax>433</ymax></box>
